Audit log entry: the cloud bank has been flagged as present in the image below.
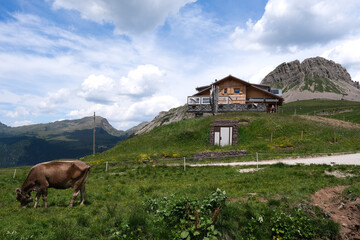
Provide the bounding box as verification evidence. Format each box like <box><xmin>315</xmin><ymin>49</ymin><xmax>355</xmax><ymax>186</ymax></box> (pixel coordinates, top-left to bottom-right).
<box><xmin>231</xmin><ymin>0</ymin><xmax>360</xmax><ymax>52</ymax></box>
<box><xmin>52</xmin><ymin>0</ymin><xmax>197</xmax><ymax>35</ymax></box>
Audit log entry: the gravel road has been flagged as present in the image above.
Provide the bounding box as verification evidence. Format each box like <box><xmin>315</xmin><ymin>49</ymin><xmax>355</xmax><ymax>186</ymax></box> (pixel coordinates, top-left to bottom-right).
<box><xmin>189</xmin><ymin>153</ymin><xmax>360</xmax><ymax>167</ymax></box>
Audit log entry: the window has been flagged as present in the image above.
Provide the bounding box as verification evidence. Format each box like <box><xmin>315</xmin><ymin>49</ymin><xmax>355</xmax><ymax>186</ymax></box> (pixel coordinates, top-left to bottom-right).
<box><xmin>188</xmin><ymin>97</ymin><xmax>200</xmax><ymax>104</ymax></box>
<box><xmin>234</xmin><ymin>88</ymin><xmax>240</xmax><ymax>94</ymax></box>
<box><xmin>202</xmin><ymin>97</ymin><xmax>210</xmax><ymax>104</ymax></box>
<box><xmin>224</xmin><ymin>88</ymin><xmax>227</xmax><ymax>93</ymax></box>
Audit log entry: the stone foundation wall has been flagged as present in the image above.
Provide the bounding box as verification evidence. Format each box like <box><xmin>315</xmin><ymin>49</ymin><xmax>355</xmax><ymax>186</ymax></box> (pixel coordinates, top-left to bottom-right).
<box><xmin>187</xmin><ymin>103</ymin><xmax>266</xmax><ymax>113</ymax></box>
<box><xmin>218</xmin><ymin>103</ymin><xmax>266</xmax><ymax>112</ymax></box>
<box><xmin>187</xmin><ymin>104</ymin><xmax>212</xmax><ymax>112</ymax></box>
<box><xmin>193</xmin><ymin>150</ymin><xmax>248</xmax><ymax>161</ymax></box>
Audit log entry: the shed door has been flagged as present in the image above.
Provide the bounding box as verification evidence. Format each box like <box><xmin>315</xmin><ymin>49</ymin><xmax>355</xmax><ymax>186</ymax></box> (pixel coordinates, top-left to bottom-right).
<box><xmin>220</xmin><ymin>127</ymin><xmax>232</xmax><ymax>146</ymax></box>
<box><xmin>214</xmin><ymin>132</ymin><xmax>220</xmax><ymax>145</ymax></box>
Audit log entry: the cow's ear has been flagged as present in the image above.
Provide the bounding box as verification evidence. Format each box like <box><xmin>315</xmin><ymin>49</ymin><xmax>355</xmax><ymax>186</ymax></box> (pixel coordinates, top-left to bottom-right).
<box><xmin>16</xmin><ymin>188</ymin><xmax>21</xmax><ymax>194</ymax></box>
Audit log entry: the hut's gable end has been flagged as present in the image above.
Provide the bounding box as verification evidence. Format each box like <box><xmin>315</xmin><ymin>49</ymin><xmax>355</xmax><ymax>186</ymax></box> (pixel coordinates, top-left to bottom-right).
<box><xmin>218</xmin><ymin>80</ymin><xmax>246</xmax><ymax>96</ymax></box>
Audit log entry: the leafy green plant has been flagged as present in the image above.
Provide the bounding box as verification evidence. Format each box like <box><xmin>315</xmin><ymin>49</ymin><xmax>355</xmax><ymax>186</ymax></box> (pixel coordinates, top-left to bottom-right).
<box><xmin>271</xmin><ymin>206</ymin><xmax>315</xmax><ymax>240</ymax></box>
<box><xmin>144</xmin><ymin>189</ymin><xmax>226</xmax><ymax>239</ymax></box>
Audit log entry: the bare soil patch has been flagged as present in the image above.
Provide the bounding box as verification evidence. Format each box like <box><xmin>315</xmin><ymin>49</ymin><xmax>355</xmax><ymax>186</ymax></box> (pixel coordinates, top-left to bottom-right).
<box><xmin>311</xmin><ymin>186</ymin><xmax>360</xmax><ymax>239</ymax></box>
<box><xmin>227</xmin><ymin>193</ymin><xmax>267</xmax><ymax>204</ymax></box>
<box><xmin>298</xmin><ymin>115</ymin><xmax>360</xmax><ymax>129</ymax></box>
<box><xmin>237</xmin><ymin>168</ymin><xmax>263</xmax><ymax>173</ymax></box>
<box><xmin>324</xmin><ymin>170</ymin><xmax>357</xmax><ymax>178</ymax></box>
<box><xmin>317</xmin><ymin>109</ymin><xmax>353</xmax><ymax>116</ymax></box>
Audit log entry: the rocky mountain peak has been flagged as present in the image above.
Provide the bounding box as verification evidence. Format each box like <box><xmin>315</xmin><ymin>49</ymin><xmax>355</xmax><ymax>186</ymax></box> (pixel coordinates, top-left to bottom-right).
<box><xmin>300</xmin><ymin>57</ymin><xmax>352</xmax><ymax>84</ymax></box>
<box><xmin>261</xmin><ymin>60</ymin><xmax>304</xmax><ymax>89</ymax></box>
<box><xmin>261</xmin><ymin>57</ymin><xmax>360</xmax><ymax>103</ymax></box>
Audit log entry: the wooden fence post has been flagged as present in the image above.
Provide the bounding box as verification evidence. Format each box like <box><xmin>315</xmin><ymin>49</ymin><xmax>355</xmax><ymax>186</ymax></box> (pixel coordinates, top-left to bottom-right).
<box><xmin>105</xmin><ymin>161</ymin><xmax>108</xmax><ymax>172</ymax></box>
<box><xmin>184</xmin><ymin>157</ymin><xmax>186</xmax><ymax>171</ymax></box>
<box><xmin>13</xmin><ymin>169</ymin><xmax>16</xmax><ymax>179</ymax></box>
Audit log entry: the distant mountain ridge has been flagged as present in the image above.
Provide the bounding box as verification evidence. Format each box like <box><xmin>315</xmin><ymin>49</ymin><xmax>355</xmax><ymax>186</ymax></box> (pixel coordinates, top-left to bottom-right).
<box><xmin>261</xmin><ymin>57</ymin><xmax>360</xmax><ymax>103</ymax></box>
<box><xmin>1</xmin><ymin>116</ymin><xmax>124</xmax><ymax>138</ymax></box>
<box><xmin>0</xmin><ymin>116</ymin><xmax>133</xmax><ymax>168</ymax></box>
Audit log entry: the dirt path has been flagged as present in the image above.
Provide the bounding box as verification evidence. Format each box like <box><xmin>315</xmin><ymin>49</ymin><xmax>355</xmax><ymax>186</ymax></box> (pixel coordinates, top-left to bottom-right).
<box><xmin>188</xmin><ymin>153</ymin><xmax>360</xmax><ymax>167</ymax></box>
<box><xmin>311</xmin><ymin>186</ymin><xmax>360</xmax><ymax>239</ymax></box>
<box><xmin>298</xmin><ymin>115</ymin><xmax>360</xmax><ymax>129</ymax></box>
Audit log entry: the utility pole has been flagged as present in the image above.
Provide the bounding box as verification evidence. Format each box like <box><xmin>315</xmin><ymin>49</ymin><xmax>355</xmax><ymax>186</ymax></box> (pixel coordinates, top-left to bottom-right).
<box><xmin>93</xmin><ymin>112</ymin><xmax>96</xmax><ymax>155</ymax></box>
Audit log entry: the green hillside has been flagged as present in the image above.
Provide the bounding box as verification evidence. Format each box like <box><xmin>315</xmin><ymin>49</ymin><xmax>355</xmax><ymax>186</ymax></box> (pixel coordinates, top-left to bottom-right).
<box><xmin>0</xmin><ymin>128</ymin><xmax>126</xmax><ymax>168</ymax></box>
<box><xmin>85</xmin><ymin>99</ymin><xmax>360</xmax><ymax>165</ymax></box>
<box><xmin>0</xmin><ymin>116</ymin><xmax>129</xmax><ymax>168</ymax></box>
<box><xmin>281</xmin><ymin>99</ymin><xmax>360</xmax><ymax>124</ymax></box>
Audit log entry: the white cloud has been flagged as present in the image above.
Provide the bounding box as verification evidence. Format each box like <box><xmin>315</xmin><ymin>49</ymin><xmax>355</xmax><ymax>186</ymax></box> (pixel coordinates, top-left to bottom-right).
<box><xmin>0</xmin><ymin>90</ymin><xmax>21</xmax><ymax>104</ymax></box>
<box><xmin>79</xmin><ymin>74</ymin><xmax>116</xmax><ymax>103</ymax></box>
<box><xmin>119</xmin><ymin>64</ymin><xmax>165</xmax><ymax>95</ymax></box>
<box><xmin>13</xmin><ymin>120</ymin><xmax>35</xmax><ymax>127</ymax></box>
<box><xmin>39</xmin><ymin>88</ymin><xmax>72</xmax><ymax>112</ymax></box>
<box><xmin>321</xmin><ymin>37</ymin><xmax>360</xmax><ymax>81</ymax></box>
<box><xmin>52</xmin><ymin>0</ymin><xmax>197</xmax><ymax>35</ymax></box>
<box><xmin>231</xmin><ymin>0</ymin><xmax>360</xmax><ymax>52</ymax></box>
<box><xmin>77</xmin><ymin>64</ymin><xmax>165</xmax><ymax>104</ymax></box>
<box><xmin>123</xmin><ymin>95</ymin><xmax>179</xmax><ymax>121</ymax></box>
<box><xmin>322</xmin><ymin>38</ymin><xmax>360</xmax><ymax>66</ymax></box>
<box><xmin>5</xmin><ymin>106</ymin><xmax>30</xmax><ymax>118</ymax></box>
<box><xmin>66</xmin><ymin>64</ymin><xmax>172</xmax><ymax>129</ymax></box>
<box><xmin>249</xmin><ymin>65</ymin><xmax>276</xmax><ymax>84</ymax></box>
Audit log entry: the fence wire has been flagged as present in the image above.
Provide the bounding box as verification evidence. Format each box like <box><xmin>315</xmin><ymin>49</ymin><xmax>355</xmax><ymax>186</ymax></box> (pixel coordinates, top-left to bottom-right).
<box><xmin>2</xmin><ymin>150</ymin><xmax>359</xmax><ymax>175</ymax></box>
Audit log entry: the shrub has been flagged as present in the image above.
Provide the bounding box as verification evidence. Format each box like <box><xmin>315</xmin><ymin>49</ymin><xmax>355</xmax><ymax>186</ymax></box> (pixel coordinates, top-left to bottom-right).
<box><xmin>144</xmin><ymin>189</ymin><xmax>227</xmax><ymax>239</ymax></box>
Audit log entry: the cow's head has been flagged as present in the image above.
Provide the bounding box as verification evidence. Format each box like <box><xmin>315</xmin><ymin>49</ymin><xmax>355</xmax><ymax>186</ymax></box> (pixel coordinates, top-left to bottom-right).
<box><xmin>16</xmin><ymin>188</ymin><xmax>33</xmax><ymax>208</ymax></box>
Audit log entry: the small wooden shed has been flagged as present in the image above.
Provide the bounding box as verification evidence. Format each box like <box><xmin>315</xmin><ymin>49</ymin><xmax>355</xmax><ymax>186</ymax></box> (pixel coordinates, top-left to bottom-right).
<box><xmin>210</xmin><ymin>120</ymin><xmax>239</xmax><ymax>146</ymax></box>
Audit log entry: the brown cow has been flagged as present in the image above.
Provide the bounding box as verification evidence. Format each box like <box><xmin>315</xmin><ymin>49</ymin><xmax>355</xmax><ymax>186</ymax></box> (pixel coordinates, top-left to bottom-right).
<box><xmin>16</xmin><ymin>160</ymin><xmax>91</xmax><ymax>208</ymax></box>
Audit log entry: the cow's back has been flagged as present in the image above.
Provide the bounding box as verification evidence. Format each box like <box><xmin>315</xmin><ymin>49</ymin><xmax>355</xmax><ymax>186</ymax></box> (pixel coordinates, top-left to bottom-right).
<box><xmin>39</xmin><ymin>161</ymin><xmax>90</xmax><ymax>189</ymax></box>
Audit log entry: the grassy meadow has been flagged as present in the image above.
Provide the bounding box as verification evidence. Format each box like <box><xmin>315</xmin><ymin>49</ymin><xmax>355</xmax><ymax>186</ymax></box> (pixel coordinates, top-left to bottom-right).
<box><xmin>2</xmin><ymin>163</ymin><xmax>360</xmax><ymax>239</ymax></box>
<box><xmin>1</xmin><ymin>99</ymin><xmax>360</xmax><ymax>239</ymax></box>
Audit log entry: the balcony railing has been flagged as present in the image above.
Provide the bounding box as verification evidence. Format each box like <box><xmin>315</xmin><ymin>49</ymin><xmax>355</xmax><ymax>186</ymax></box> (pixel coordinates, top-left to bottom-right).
<box><xmin>187</xmin><ymin>96</ymin><xmax>211</xmax><ymax>105</ymax></box>
<box><xmin>188</xmin><ymin>96</ymin><xmax>279</xmax><ymax>105</ymax></box>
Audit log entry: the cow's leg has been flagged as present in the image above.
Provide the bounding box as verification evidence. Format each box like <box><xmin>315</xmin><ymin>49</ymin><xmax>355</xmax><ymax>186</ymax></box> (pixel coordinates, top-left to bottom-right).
<box><xmin>68</xmin><ymin>189</ymin><xmax>80</xmax><ymax>208</ymax></box>
<box><xmin>33</xmin><ymin>192</ymin><xmax>41</xmax><ymax>208</ymax></box>
<box><xmin>80</xmin><ymin>183</ymin><xmax>86</xmax><ymax>205</ymax></box>
<box><xmin>42</xmin><ymin>190</ymin><xmax>48</xmax><ymax>208</ymax></box>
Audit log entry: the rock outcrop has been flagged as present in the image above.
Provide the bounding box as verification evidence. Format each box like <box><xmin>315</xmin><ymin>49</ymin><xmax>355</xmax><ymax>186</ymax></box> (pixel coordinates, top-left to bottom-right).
<box><xmin>135</xmin><ymin>105</ymin><xmax>191</xmax><ymax>135</ymax></box>
<box><xmin>261</xmin><ymin>57</ymin><xmax>360</xmax><ymax>103</ymax></box>
<box><xmin>301</xmin><ymin>57</ymin><xmax>352</xmax><ymax>83</ymax></box>
<box><xmin>261</xmin><ymin>60</ymin><xmax>304</xmax><ymax>90</ymax></box>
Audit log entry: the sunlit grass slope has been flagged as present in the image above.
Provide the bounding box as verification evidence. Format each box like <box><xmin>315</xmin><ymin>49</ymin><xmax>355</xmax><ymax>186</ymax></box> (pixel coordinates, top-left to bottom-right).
<box><xmin>281</xmin><ymin>99</ymin><xmax>360</xmax><ymax>124</ymax></box>
<box><xmin>86</xmin><ymin>100</ymin><xmax>360</xmax><ymax>165</ymax></box>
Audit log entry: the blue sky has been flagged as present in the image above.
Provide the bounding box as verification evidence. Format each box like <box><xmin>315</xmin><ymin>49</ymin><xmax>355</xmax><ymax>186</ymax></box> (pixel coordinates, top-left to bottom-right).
<box><xmin>0</xmin><ymin>0</ymin><xmax>360</xmax><ymax>130</ymax></box>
